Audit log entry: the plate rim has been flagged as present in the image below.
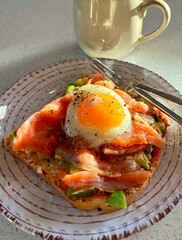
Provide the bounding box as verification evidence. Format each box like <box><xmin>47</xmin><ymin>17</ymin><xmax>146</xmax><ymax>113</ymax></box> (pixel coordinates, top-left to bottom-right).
<box><xmin>0</xmin><ymin>57</ymin><xmax>181</xmax><ymax>240</ymax></box>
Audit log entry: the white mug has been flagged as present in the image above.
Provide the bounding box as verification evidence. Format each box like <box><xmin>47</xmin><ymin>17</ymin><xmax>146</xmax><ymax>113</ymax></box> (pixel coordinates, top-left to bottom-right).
<box><xmin>73</xmin><ymin>0</ymin><xmax>171</xmax><ymax>59</ymax></box>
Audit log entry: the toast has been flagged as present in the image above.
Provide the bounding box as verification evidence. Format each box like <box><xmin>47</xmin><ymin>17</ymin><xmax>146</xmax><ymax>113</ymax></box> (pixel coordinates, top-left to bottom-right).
<box><xmin>3</xmin><ymin>75</ymin><xmax>169</xmax><ymax>211</ymax></box>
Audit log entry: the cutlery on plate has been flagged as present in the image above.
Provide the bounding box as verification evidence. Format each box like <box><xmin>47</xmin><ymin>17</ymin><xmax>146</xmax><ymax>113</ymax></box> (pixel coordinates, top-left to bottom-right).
<box><xmin>89</xmin><ymin>56</ymin><xmax>182</xmax><ymax>125</ymax></box>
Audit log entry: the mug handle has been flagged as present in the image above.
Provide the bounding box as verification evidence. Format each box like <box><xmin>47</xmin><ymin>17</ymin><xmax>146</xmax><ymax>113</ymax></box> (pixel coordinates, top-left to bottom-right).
<box><xmin>138</xmin><ymin>0</ymin><xmax>171</xmax><ymax>43</ymax></box>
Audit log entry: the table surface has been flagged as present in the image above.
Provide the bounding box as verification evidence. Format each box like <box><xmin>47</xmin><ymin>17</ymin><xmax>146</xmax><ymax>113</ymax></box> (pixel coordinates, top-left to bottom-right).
<box><xmin>0</xmin><ymin>0</ymin><xmax>181</xmax><ymax>240</ymax></box>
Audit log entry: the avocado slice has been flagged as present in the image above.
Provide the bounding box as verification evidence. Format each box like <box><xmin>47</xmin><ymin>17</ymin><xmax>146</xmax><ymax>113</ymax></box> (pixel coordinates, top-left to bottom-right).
<box><xmin>55</xmin><ymin>148</ymin><xmax>81</xmax><ymax>173</ymax></box>
<box><xmin>151</xmin><ymin>118</ymin><xmax>166</xmax><ymax>134</ymax></box>
<box><xmin>106</xmin><ymin>190</ymin><xmax>127</xmax><ymax>209</ymax></box>
<box><xmin>68</xmin><ymin>163</ymin><xmax>81</xmax><ymax>174</ymax></box>
<box><xmin>71</xmin><ymin>77</ymin><xmax>89</xmax><ymax>86</ymax></box>
<box><xmin>66</xmin><ymin>188</ymin><xmax>95</xmax><ymax>198</ymax></box>
<box><xmin>135</xmin><ymin>151</ymin><xmax>150</xmax><ymax>170</ymax></box>
<box><xmin>126</xmin><ymin>151</ymin><xmax>150</xmax><ymax>170</ymax></box>
<box><xmin>64</xmin><ymin>85</ymin><xmax>75</xmax><ymax>94</ymax></box>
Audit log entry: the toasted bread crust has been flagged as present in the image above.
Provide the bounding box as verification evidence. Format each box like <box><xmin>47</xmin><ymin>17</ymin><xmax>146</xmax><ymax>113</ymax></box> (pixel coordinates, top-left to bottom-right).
<box><xmin>4</xmin><ymin>132</ymin><xmax>162</xmax><ymax>211</ymax></box>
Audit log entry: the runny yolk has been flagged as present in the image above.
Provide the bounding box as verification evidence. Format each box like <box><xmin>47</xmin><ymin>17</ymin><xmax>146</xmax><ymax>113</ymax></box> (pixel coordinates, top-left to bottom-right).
<box><xmin>77</xmin><ymin>92</ymin><xmax>125</xmax><ymax>130</ymax></box>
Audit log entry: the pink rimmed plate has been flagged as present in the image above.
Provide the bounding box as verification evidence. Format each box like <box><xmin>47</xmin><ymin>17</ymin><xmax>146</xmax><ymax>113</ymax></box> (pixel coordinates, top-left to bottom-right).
<box><xmin>0</xmin><ymin>58</ymin><xmax>181</xmax><ymax>240</ymax></box>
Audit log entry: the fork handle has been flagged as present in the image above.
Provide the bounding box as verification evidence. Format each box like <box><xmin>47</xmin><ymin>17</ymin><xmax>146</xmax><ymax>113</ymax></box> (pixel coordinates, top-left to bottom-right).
<box><xmin>136</xmin><ymin>84</ymin><xmax>182</xmax><ymax>105</ymax></box>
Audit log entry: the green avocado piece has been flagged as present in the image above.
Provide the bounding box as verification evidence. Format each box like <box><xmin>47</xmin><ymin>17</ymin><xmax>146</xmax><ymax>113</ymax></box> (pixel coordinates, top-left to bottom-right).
<box><xmin>69</xmin><ymin>164</ymin><xmax>81</xmax><ymax>174</ymax></box>
<box><xmin>71</xmin><ymin>77</ymin><xmax>89</xmax><ymax>86</ymax></box>
<box><xmin>38</xmin><ymin>156</ymin><xmax>65</xmax><ymax>169</ymax></box>
<box><xmin>54</xmin><ymin>152</ymin><xmax>62</xmax><ymax>161</ymax></box>
<box><xmin>66</xmin><ymin>188</ymin><xmax>95</xmax><ymax>198</ymax></box>
<box><xmin>151</xmin><ymin>118</ymin><xmax>166</xmax><ymax>134</ymax></box>
<box><xmin>144</xmin><ymin>145</ymin><xmax>152</xmax><ymax>154</ymax></box>
<box><xmin>64</xmin><ymin>77</ymin><xmax>89</xmax><ymax>95</ymax></box>
<box><xmin>135</xmin><ymin>151</ymin><xmax>150</xmax><ymax>170</ymax></box>
<box><xmin>11</xmin><ymin>130</ymin><xmax>17</xmax><ymax>138</ymax></box>
<box><xmin>55</xmin><ymin>148</ymin><xmax>81</xmax><ymax>173</ymax></box>
<box><xmin>126</xmin><ymin>151</ymin><xmax>150</xmax><ymax>170</ymax></box>
<box><xmin>106</xmin><ymin>190</ymin><xmax>127</xmax><ymax>209</ymax></box>
<box><xmin>64</xmin><ymin>85</ymin><xmax>75</xmax><ymax>94</ymax></box>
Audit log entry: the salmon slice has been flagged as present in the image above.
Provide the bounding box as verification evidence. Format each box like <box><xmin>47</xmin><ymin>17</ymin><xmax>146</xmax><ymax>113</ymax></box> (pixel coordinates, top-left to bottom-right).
<box><xmin>12</xmin><ymin>92</ymin><xmax>73</xmax><ymax>156</ymax></box>
<box><xmin>114</xmin><ymin>89</ymin><xmax>132</xmax><ymax>104</ymax></box>
<box><xmin>60</xmin><ymin>170</ymin><xmax>151</xmax><ymax>192</ymax></box>
<box><xmin>114</xmin><ymin>89</ymin><xmax>149</xmax><ymax>114</ymax></box>
<box><xmin>111</xmin><ymin>113</ymin><xmax>165</xmax><ymax>148</ymax></box>
<box><xmin>94</xmin><ymin>80</ymin><xmax>116</xmax><ymax>89</ymax></box>
<box><xmin>102</xmin><ymin>144</ymin><xmax>148</xmax><ymax>155</ymax></box>
<box><xmin>86</xmin><ymin>73</ymin><xmax>104</xmax><ymax>84</ymax></box>
<box><xmin>57</xmin><ymin>146</ymin><xmax>141</xmax><ymax>177</ymax></box>
<box><xmin>129</xmin><ymin>99</ymin><xmax>149</xmax><ymax>114</ymax></box>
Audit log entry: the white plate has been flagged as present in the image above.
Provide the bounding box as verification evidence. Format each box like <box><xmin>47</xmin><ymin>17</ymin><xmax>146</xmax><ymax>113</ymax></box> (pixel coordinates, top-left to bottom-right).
<box><xmin>0</xmin><ymin>58</ymin><xmax>181</xmax><ymax>240</ymax></box>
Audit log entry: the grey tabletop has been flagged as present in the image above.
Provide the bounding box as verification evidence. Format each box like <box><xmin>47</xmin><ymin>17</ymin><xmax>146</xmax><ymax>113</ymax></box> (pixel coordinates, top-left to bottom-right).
<box><xmin>0</xmin><ymin>0</ymin><xmax>182</xmax><ymax>240</ymax></box>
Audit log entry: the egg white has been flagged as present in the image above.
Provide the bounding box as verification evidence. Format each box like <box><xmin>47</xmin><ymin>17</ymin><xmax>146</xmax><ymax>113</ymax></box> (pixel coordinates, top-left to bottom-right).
<box><xmin>64</xmin><ymin>84</ymin><xmax>131</xmax><ymax>147</ymax></box>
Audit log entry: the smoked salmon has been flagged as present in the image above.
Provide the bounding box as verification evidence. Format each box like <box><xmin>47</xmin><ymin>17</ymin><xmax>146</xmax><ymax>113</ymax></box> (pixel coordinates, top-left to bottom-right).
<box><xmin>60</xmin><ymin>170</ymin><xmax>152</xmax><ymax>192</ymax></box>
<box><xmin>111</xmin><ymin>113</ymin><xmax>165</xmax><ymax>149</ymax></box>
<box><xmin>7</xmin><ymin>73</ymin><xmax>168</xmax><ymax>210</ymax></box>
<box><xmin>12</xmin><ymin>92</ymin><xmax>73</xmax><ymax>156</ymax></box>
<box><xmin>56</xmin><ymin>146</ymin><xmax>141</xmax><ymax>177</ymax></box>
<box><xmin>114</xmin><ymin>88</ymin><xmax>150</xmax><ymax>114</ymax></box>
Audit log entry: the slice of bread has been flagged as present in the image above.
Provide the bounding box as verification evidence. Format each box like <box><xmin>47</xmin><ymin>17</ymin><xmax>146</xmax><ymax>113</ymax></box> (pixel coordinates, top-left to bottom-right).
<box><xmin>4</xmin><ymin>131</ymin><xmax>162</xmax><ymax>211</ymax></box>
<box><xmin>3</xmin><ymin>77</ymin><xmax>168</xmax><ymax>211</ymax></box>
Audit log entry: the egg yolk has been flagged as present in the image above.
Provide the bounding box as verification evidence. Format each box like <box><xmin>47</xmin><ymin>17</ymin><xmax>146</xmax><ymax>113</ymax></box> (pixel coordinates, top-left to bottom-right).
<box><xmin>77</xmin><ymin>92</ymin><xmax>125</xmax><ymax>130</ymax></box>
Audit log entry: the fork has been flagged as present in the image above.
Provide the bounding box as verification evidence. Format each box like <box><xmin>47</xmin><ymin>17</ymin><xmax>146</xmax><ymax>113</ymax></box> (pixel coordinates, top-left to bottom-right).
<box><xmin>89</xmin><ymin>56</ymin><xmax>182</xmax><ymax>125</ymax></box>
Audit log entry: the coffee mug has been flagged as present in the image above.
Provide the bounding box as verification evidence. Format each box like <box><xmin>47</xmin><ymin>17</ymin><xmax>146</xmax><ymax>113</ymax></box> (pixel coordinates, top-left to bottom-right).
<box><xmin>73</xmin><ymin>0</ymin><xmax>171</xmax><ymax>59</ymax></box>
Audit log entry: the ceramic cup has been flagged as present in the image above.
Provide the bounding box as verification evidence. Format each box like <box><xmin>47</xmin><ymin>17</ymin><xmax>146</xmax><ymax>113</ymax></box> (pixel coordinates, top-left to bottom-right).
<box><xmin>73</xmin><ymin>0</ymin><xmax>171</xmax><ymax>59</ymax></box>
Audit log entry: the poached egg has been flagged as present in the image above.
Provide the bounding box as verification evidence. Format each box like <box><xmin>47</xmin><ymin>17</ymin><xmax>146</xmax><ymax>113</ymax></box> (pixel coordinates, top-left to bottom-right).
<box><xmin>65</xmin><ymin>84</ymin><xmax>131</xmax><ymax>147</ymax></box>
